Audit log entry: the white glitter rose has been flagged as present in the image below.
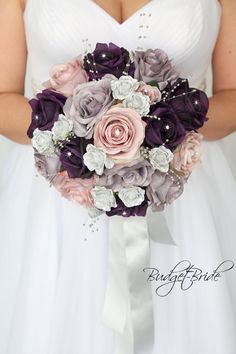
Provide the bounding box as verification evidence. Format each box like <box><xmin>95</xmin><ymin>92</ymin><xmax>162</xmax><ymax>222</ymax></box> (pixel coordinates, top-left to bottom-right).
<box><xmin>149</xmin><ymin>146</ymin><xmax>173</xmax><ymax>173</ymax></box>
<box><xmin>111</xmin><ymin>75</ymin><xmax>139</xmax><ymax>100</ymax></box>
<box><xmin>32</xmin><ymin>129</ymin><xmax>55</xmax><ymax>156</ymax></box>
<box><xmin>87</xmin><ymin>206</ymin><xmax>104</xmax><ymax>219</ymax></box>
<box><xmin>91</xmin><ymin>186</ymin><xmax>117</xmax><ymax>212</ymax></box>
<box><xmin>118</xmin><ymin>186</ymin><xmax>145</xmax><ymax>207</ymax></box>
<box><xmin>83</xmin><ymin>144</ymin><xmax>114</xmax><ymax>176</ymax></box>
<box><xmin>52</xmin><ymin>114</ymin><xmax>73</xmax><ymax>141</ymax></box>
<box><xmin>124</xmin><ymin>92</ymin><xmax>150</xmax><ymax>117</ymax></box>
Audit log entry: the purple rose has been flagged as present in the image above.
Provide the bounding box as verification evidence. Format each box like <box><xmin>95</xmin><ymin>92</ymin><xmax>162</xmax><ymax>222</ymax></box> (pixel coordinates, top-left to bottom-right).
<box><xmin>133</xmin><ymin>49</ymin><xmax>179</xmax><ymax>89</ymax></box>
<box><xmin>164</xmin><ymin>78</ymin><xmax>209</xmax><ymax>130</ymax></box>
<box><xmin>98</xmin><ymin>158</ymin><xmax>154</xmax><ymax>192</ymax></box>
<box><xmin>144</xmin><ymin>103</ymin><xmax>186</xmax><ymax>150</ymax></box>
<box><xmin>27</xmin><ymin>89</ymin><xmax>67</xmax><ymax>138</ymax></box>
<box><xmin>84</xmin><ymin>42</ymin><xmax>134</xmax><ymax>80</ymax></box>
<box><xmin>59</xmin><ymin>137</ymin><xmax>93</xmax><ymax>179</ymax></box>
<box><xmin>34</xmin><ymin>152</ymin><xmax>61</xmax><ymax>182</ymax></box>
<box><xmin>106</xmin><ymin>196</ymin><xmax>149</xmax><ymax>217</ymax></box>
<box><xmin>64</xmin><ymin>75</ymin><xmax>115</xmax><ymax>139</ymax></box>
<box><xmin>146</xmin><ymin>170</ymin><xmax>186</xmax><ymax>212</ymax></box>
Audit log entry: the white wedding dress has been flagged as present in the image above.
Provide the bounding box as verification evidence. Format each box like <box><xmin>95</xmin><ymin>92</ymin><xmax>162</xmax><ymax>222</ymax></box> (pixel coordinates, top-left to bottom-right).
<box><xmin>0</xmin><ymin>0</ymin><xmax>236</xmax><ymax>353</ymax></box>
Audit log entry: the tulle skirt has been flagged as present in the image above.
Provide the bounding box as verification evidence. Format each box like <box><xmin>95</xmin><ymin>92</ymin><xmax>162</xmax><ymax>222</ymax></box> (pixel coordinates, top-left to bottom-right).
<box><xmin>0</xmin><ymin>136</ymin><xmax>235</xmax><ymax>354</ymax></box>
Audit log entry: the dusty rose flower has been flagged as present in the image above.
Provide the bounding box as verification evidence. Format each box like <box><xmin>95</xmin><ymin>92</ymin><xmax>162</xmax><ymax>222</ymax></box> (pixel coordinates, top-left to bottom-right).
<box><xmin>146</xmin><ymin>171</ymin><xmax>185</xmax><ymax>212</ymax></box>
<box><xmin>94</xmin><ymin>107</ymin><xmax>146</xmax><ymax>163</ymax></box>
<box><xmin>98</xmin><ymin>158</ymin><xmax>154</xmax><ymax>191</ymax></box>
<box><xmin>64</xmin><ymin>75</ymin><xmax>115</xmax><ymax>139</ymax></box>
<box><xmin>52</xmin><ymin>171</ymin><xmax>95</xmax><ymax>207</ymax></box>
<box><xmin>171</xmin><ymin>132</ymin><xmax>203</xmax><ymax>175</ymax></box>
<box><xmin>137</xmin><ymin>82</ymin><xmax>162</xmax><ymax>104</ymax></box>
<box><xmin>133</xmin><ymin>49</ymin><xmax>178</xmax><ymax>89</ymax></box>
<box><xmin>34</xmin><ymin>153</ymin><xmax>61</xmax><ymax>181</ymax></box>
<box><xmin>44</xmin><ymin>58</ymin><xmax>88</xmax><ymax>97</ymax></box>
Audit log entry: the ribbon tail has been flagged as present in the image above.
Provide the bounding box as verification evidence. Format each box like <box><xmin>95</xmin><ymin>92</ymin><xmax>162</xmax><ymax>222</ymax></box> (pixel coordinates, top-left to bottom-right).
<box><xmin>103</xmin><ymin>216</ymin><xmax>154</xmax><ymax>354</ymax></box>
<box><xmin>147</xmin><ymin>208</ymin><xmax>176</xmax><ymax>245</ymax></box>
<box><xmin>124</xmin><ymin>217</ymin><xmax>154</xmax><ymax>354</ymax></box>
<box><xmin>102</xmin><ymin>216</ymin><xmax>128</xmax><ymax>334</ymax></box>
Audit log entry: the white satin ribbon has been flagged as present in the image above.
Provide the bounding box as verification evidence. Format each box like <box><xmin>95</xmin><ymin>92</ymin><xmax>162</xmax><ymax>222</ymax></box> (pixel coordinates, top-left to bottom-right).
<box><xmin>146</xmin><ymin>209</ymin><xmax>176</xmax><ymax>245</ymax></box>
<box><xmin>103</xmin><ymin>216</ymin><xmax>154</xmax><ymax>354</ymax></box>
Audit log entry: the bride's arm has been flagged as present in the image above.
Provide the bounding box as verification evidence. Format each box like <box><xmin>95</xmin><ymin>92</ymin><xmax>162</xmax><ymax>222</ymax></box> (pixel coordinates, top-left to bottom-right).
<box><xmin>0</xmin><ymin>0</ymin><xmax>31</xmax><ymax>145</ymax></box>
<box><xmin>200</xmin><ymin>0</ymin><xmax>236</xmax><ymax>140</ymax></box>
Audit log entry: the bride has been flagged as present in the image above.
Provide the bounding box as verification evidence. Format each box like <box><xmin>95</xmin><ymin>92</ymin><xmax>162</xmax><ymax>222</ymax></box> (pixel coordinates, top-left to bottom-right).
<box><xmin>0</xmin><ymin>0</ymin><xmax>236</xmax><ymax>353</ymax></box>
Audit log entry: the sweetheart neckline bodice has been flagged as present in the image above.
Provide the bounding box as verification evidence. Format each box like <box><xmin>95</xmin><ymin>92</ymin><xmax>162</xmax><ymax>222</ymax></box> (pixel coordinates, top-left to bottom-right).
<box><xmin>23</xmin><ymin>0</ymin><xmax>221</xmax><ymax>94</ymax></box>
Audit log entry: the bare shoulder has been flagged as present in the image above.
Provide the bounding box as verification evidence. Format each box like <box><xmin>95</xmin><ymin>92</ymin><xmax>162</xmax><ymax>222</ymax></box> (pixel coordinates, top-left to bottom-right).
<box><xmin>212</xmin><ymin>0</ymin><xmax>236</xmax><ymax>93</ymax></box>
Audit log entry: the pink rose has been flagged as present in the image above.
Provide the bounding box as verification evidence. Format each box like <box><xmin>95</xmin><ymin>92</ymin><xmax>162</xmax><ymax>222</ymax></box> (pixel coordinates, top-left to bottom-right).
<box><xmin>44</xmin><ymin>58</ymin><xmax>88</xmax><ymax>97</ymax></box>
<box><xmin>137</xmin><ymin>82</ymin><xmax>162</xmax><ymax>104</ymax></box>
<box><xmin>171</xmin><ymin>132</ymin><xmax>203</xmax><ymax>175</ymax></box>
<box><xmin>94</xmin><ymin>107</ymin><xmax>146</xmax><ymax>163</ymax></box>
<box><xmin>53</xmin><ymin>171</ymin><xmax>95</xmax><ymax>207</ymax></box>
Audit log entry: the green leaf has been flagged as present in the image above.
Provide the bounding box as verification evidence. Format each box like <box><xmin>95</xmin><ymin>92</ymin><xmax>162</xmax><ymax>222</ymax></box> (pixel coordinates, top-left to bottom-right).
<box><xmin>147</xmin><ymin>80</ymin><xmax>160</xmax><ymax>89</ymax></box>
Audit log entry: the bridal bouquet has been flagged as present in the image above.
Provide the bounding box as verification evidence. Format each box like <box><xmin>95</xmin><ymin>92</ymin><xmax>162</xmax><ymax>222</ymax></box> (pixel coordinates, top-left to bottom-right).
<box><xmin>27</xmin><ymin>42</ymin><xmax>208</xmax><ymax>217</ymax></box>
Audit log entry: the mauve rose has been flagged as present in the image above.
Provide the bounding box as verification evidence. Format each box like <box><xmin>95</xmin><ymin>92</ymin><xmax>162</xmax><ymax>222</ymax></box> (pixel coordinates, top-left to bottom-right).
<box><xmin>146</xmin><ymin>171</ymin><xmax>185</xmax><ymax>212</ymax></box>
<box><xmin>106</xmin><ymin>196</ymin><xmax>149</xmax><ymax>217</ymax></box>
<box><xmin>60</xmin><ymin>136</ymin><xmax>93</xmax><ymax>179</ymax></box>
<box><xmin>171</xmin><ymin>131</ymin><xmax>203</xmax><ymax>175</ymax></box>
<box><xmin>27</xmin><ymin>89</ymin><xmax>67</xmax><ymax>138</ymax></box>
<box><xmin>144</xmin><ymin>103</ymin><xmax>186</xmax><ymax>150</ymax></box>
<box><xmin>94</xmin><ymin>107</ymin><xmax>146</xmax><ymax>163</ymax></box>
<box><xmin>53</xmin><ymin>171</ymin><xmax>95</xmax><ymax>207</ymax></box>
<box><xmin>44</xmin><ymin>58</ymin><xmax>88</xmax><ymax>97</ymax></box>
<box><xmin>164</xmin><ymin>78</ymin><xmax>209</xmax><ymax>130</ymax></box>
<box><xmin>133</xmin><ymin>49</ymin><xmax>178</xmax><ymax>89</ymax></box>
<box><xmin>63</xmin><ymin>75</ymin><xmax>115</xmax><ymax>139</ymax></box>
<box><xmin>34</xmin><ymin>152</ymin><xmax>61</xmax><ymax>181</ymax></box>
<box><xmin>137</xmin><ymin>82</ymin><xmax>162</xmax><ymax>104</ymax></box>
<box><xmin>98</xmin><ymin>158</ymin><xmax>154</xmax><ymax>191</ymax></box>
<box><xmin>84</xmin><ymin>42</ymin><xmax>134</xmax><ymax>80</ymax></box>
